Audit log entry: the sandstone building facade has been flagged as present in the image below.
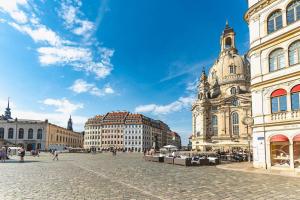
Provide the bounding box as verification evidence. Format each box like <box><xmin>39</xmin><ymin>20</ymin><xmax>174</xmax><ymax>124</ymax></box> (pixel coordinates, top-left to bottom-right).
<box><xmin>191</xmin><ymin>24</ymin><xmax>252</xmax><ymax>151</ymax></box>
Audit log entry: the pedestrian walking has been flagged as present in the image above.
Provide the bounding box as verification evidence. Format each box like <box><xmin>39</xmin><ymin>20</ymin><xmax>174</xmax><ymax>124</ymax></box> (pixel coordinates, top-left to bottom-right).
<box><xmin>18</xmin><ymin>146</ymin><xmax>25</xmax><ymax>162</ymax></box>
<box><xmin>0</xmin><ymin>147</ymin><xmax>6</xmax><ymax>163</ymax></box>
<box><xmin>35</xmin><ymin>149</ymin><xmax>40</xmax><ymax>157</ymax></box>
<box><xmin>53</xmin><ymin>149</ymin><xmax>59</xmax><ymax>161</ymax></box>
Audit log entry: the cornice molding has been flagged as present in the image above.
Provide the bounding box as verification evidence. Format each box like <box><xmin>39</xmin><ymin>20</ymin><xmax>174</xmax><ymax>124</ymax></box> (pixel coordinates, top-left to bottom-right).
<box><xmin>244</xmin><ymin>0</ymin><xmax>278</xmax><ymax>23</ymax></box>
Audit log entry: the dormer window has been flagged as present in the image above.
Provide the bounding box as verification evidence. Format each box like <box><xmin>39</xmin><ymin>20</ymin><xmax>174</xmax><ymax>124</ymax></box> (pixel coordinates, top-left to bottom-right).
<box><xmin>229</xmin><ymin>65</ymin><xmax>236</xmax><ymax>74</ymax></box>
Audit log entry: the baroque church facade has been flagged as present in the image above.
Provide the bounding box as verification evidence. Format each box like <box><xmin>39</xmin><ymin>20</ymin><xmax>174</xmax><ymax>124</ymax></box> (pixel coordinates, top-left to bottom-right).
<box><xmin>191</xmin><ymin>23</ymin><xmax>252</xmax><ymax>151</ymax></box>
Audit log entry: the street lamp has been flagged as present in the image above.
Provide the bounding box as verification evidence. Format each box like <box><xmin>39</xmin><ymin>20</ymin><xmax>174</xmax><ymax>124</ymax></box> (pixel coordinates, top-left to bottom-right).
<box><xmin>242</xmin><ymin>116</ymin><xmax>254</xmax><ymax>163</ymax></box>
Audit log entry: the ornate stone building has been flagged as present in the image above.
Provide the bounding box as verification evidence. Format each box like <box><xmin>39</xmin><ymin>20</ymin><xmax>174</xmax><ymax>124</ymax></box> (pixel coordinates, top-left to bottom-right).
<box><xmin>191</xmin><ymin>23</ymin><xmax>252</xmax><ymax>151</ymax></box>
<box><xmin>245</xmin><ymin>0</ymin><xmax>300</xmax><ymax>170</ymax></box>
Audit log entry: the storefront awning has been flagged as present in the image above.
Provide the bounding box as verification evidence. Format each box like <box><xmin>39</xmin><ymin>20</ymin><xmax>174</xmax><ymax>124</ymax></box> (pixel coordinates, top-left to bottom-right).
<box><xmin>293</xmin><ymin>135</ymin><xmax>300</xmax><ymax>142</ymax></box>
<box><xmin>270</xmin><ymin>134</ymin><xmax>288</xmax><ymax>142</ymax></box>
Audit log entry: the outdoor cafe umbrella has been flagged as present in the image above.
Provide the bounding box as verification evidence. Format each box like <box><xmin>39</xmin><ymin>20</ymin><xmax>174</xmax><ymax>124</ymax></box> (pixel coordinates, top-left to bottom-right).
<box><xmin>163</xmin><ymin>145</ymin><xmax>178</xmax><ymax>151</ymax></box>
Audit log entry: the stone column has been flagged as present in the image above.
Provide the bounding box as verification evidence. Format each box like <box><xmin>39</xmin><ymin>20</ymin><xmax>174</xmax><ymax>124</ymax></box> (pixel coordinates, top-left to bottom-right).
<box><xmin>266</xmin><ymin>140</ymin><xmax>271</xmax><ymax>170</ymax></box>
<box><xmin>289</xmin><ymin>140</ymin><xmax>294</xmax><ymax>169</ymax></box>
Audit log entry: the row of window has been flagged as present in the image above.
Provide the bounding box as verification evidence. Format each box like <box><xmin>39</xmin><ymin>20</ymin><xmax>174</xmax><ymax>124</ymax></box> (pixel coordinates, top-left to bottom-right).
<box><xmin>52</xmin><ymin>135</ymin><xmax>80</xmax><ymax>144</ymax></box>
<box><xmin>267</xmin><ymin>0</ymin><xmax>300</xmax><ymax>34</ymax></box>
<box><xmin>211</xmin><ymin>112</ymin><xmax>239</xmax><ymax>136</ymax></box>
<box><xmin>0</xmin><ymin>128</ymin><xmax>42</xmax><ymax>140</ymax></box>
<box><xmin>269</xmin><ymin>40</ymin><xmax>300</xmax><ymax>72</ymax></box>
<box><xmin>87</xmin><ymin>124</ymin><xmax>146</xmax><ymax>129</ymax></box>
<box><xmin>271</xmin><ymin>85</ymin><xmax>300</xmax><ymax>113</ymax></box>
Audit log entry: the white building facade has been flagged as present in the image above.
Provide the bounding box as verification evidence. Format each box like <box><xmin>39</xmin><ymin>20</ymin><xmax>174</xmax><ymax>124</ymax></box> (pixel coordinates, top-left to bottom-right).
<box><xmin>84</xmin><ymin>112</ymin><xmax>176</xmax><ymax>152</ymax></box>
<box><xmin>245</xmin><ymin>0</ymin><xmax>300</xmax><ymax>170</ymax></box>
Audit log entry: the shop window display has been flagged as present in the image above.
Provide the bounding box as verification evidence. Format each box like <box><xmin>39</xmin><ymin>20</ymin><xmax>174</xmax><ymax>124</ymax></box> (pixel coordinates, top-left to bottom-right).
<box><xmin>270</xmin><ymin>135</ymin><xmax>290</xmax><ymax>167</ymax></box>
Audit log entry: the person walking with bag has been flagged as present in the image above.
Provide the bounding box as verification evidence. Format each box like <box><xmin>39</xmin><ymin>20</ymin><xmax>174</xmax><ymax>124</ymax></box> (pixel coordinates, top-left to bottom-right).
<box><xmin>53</xmin><ymin>149</ymin><xmax>59</xmax><ymax>161</ymax></box>
<box><xmin>18</xmin><ymin>146</ymin><xmax>25</xmax><ymax>162</ymax></box>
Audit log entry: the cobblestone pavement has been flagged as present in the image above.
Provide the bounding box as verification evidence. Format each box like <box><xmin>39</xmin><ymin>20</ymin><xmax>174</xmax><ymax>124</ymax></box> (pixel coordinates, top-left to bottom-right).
<box><xmin>1</xmin><ymin>153</ymin><xmax>300</xmax><ymax>200</ymax></box>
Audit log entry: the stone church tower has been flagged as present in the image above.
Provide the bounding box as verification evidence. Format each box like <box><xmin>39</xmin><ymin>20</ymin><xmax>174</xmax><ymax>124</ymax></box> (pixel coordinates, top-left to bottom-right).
<box><xmin>192</xmin><ymin>23</ymin><xmax>252</xmax><ymax>151</ymax></box>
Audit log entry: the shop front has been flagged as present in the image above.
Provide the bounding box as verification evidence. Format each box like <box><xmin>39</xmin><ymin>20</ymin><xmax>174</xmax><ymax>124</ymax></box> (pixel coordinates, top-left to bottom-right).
<box><xmin>268</xmin><ymin>134</ymin><xmax>300</xmax><ymax>170</ymax></box>
<box><xmin>293</xmin><ymin>135</ymin><xmax>300</xmax><ymax>168</ymax></box>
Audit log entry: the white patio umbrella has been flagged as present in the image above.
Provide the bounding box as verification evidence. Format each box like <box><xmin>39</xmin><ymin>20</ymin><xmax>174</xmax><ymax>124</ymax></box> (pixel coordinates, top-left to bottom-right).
<box><xmin>163</xmin><ymin>145</ymin><xmax>178</xmax><ymax>150</ymax></box>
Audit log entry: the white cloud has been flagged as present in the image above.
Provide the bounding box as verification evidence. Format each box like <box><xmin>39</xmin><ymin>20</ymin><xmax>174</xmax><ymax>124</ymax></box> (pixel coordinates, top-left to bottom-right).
<box><xmin>37</xmin><ymin>46</ymin><xmax>91</xmax><ymax>65</ymax></box>
<box><xmin>186</xmin><ymin>79</ymin><xmax>198</xmax><ymax>92</ymax></box>
<box><xmin>135</xmin><ymin>96</ymin><xmax>195</xmax><ymax>115</ymax></box>
<box><xmin>0</xmin><ymin>0</ymin><xmax>29</xmax><ymax>23</ymax></box>
<box><xmin>14</xmin><ymin>110</ymin><xmax>87</xmax><ymax>131</ymax></box>
<box><xmin>0</xmin><ymin>98</ymin><xmax>86</xmax><ymax>131</ymax></box>
<box><xmin>69</xmin><ymin>79</ymin><xmax>114</xmax><ymax>96</ymax></box>
<box><xmin>0</xmin><ymin>0</ymin><xmax>114</xmax><ymax>80</ymax></box>
<box><xmin>42</xmin><ymin>98</ymin><xmax>83</xmax><ymax>114</ymax></box>
<box><xmin>9</xmin><ymin>22</ymin><xmax>65</xmax><ymax>46</ymax></box>
<box><xmin>73</xmin><ymin>20</ymin><xmax>94</xmax><ymax>36</ymax></box>
<box><xmin>59</xmin><ymin>1</ymin><xmax>95</xmax><ymax>37</ymax></box>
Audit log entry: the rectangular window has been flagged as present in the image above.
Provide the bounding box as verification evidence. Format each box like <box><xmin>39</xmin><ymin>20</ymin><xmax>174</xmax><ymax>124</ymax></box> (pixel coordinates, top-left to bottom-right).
<box><xmin>270</xmin><ymin>57</ymin><xmax>276</xmax><ymax>71</ymax></box>
<box><xmin>278</xmin><ymin>54</ymin><xmax>285</xmax><ymax>69</ymax></box>
<box><xmin>287</xmin><ymin>9</ymin><xmax>295</xmax><ymax>24</ymax></box>
<box><xmin>268</xmin><ymin>20</ymin><xmax>274</xmax><ymax>33</ymax></box>
<box><xmin>276</xmin><ymin>15</ymin><xmax>283</xmax><ymax>29</ymax></box>
<box><xmin>271</xmin><ymin>97</ymin><xmax>279</xmax><ymax>113</ymax></box>
<box><xmin>279</xmin><ymin>96</ymin><xmax>287</xmax><ymax>111</ymax></box>
<box><xmin>292</xmin><ymin>93</ymin><xmax>300</xmax><ymax>110</ymax></box>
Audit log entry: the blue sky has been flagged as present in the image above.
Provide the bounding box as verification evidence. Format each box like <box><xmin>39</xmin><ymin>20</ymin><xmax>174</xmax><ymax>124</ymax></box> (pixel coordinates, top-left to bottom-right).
<box><xmin>0</xmin><ymin>0</ymin><xmax>249</xmax><ymax>145</ymax></box>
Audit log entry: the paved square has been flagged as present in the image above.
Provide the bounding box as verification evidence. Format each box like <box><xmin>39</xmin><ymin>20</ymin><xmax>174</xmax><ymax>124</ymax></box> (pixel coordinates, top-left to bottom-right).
<box><xmin>1</xmin><ymin>153</ymin><xmax>300</xmax><ymax>200</ymax></box>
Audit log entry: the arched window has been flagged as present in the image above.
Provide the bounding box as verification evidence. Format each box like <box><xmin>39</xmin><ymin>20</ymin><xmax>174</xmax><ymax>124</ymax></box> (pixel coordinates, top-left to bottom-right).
<box><xmin>268</xmin><ymin>11</ymin><xmax>283</xmax><ymax>33</ymax></box>
<box><xmin>18</xmin><ymin>128</ymin><xmax>24</xmax><ymax>139</ymax></box>
<box><xmin>0</xmin><ymin>128</ymin><xmax>4</xmax><ymax>139</ymax></box>
<box><xmin>289</xmin><ymin>41</ymin><xmax>300</xmax><ymax>65</ymax></box>
<box><xmin>287</xmin><ymin>0</ymin><xmax>300</xmax><ymax>24</ymax></box>
<box><xmin>271</xmin><ymin>89</ymin><xmax>287</xmax><ymax>113</ymax></box>
<box><xmin>291</xmin><ymin>85</ymin><xmax>300</xmax><ymax>110</ymax></box>
<box><xmin>231</xmin><ymin>87</ymin><xmax>237</xmax><ymax>95</ymax></box>
<box><xmin>8</xmin><ymin>128</ymin><xmax>14</xmax><ymax>139</ymax></box>
<box><xmin>28</xmin><ymin>128</ymin><xmax>33</xmax><ymax>139</ymax></box>
<box><xmin>231</xmin><ymin>112</ymin><xmax>239</xmax><ymax>136</ymax></box>
<box><xmin>37</xmin><ymin>129</ymin><xmax>42</xmax><ymax>139</ymax></box>
<box><xmin>269</xmin><ymin>48</ymin><xmax>285</xmax><ymax>71</ymax></box>
<box><xmin>211</xmin><ymin>115</ymin><xmax>218</xmax><ymax>136</ymax></box>
<box><xmin>225</xmin><ymin>37</ymin><xmax>232</xmax><ymax>49</ymax></box>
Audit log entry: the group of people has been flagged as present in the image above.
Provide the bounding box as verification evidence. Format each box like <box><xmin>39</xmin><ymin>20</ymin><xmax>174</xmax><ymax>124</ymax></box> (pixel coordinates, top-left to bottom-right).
<box><xmin>0</xmin><ymin>146</ymin><xmax>26</xmax><ymax>162</ymax></box>
<box><xmin>143</xmin><ymin>148</ymin><xmax>155</xmax><ymax>156</ymax></box>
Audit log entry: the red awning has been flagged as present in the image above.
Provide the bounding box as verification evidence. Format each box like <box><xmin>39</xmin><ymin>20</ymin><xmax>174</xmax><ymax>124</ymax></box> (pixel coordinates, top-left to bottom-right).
<box><xmin>291</xmin><ymin>85</ymin><xmax>300</xmax><ymax>93</ymax></box>
<box><xmin>271</xmin><ymin>89</ymin><xmax>287</xmax><ymax>97</ymax></box>
<box><xmin>293</xmin><ymin>135</ymin><xmax>300</xmax><ymax>142</ymax></box>
<box><xmin>270</xmin><ymin>134</ymin><xmax>289</xmax><ymax>142</ymax></box>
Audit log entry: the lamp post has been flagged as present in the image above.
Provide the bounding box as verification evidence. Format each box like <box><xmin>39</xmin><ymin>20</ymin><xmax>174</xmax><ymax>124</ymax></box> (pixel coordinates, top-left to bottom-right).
<box><xmin>242</xmin><ymin>116</ymin><xmax>254</xmax><ymax>163</ymax></box>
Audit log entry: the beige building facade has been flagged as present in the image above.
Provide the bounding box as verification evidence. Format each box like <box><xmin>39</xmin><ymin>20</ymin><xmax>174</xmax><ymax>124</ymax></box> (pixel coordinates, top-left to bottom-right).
<box><xmin>192</xmin><ymin>24</ymin><xmax>252</xmax><ymax>151</ymax></box>
<box><xmin>45</xmin><ymin>121</ymin><xmax>84</xmax><ymax>151</ymax></box>
<box><xmin>245</xmin><ymin>0</ymin><xmax>300</xmax><ymax>170</ymax></box>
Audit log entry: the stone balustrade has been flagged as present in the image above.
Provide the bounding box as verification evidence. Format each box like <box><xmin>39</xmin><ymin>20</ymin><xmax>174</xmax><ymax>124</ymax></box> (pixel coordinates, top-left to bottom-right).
<box><xmin>270</xmin><ymin>110</ymin><xmax>300</xmax><ymax>121</ymax></box>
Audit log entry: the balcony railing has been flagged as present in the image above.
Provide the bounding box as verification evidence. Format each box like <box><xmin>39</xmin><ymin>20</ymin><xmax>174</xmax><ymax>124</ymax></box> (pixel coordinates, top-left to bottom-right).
<box><xmin>270</xmin><ymin>110</ymin><xmax>300</xmax><ymax>122</ymax></box>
